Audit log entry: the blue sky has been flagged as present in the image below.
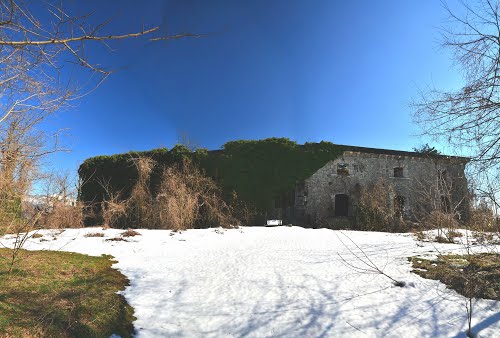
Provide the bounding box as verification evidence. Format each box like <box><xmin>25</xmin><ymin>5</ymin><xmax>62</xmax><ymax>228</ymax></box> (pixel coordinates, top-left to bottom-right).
<box><xmin>44</xmin><ymin>0</ymin><xmax>464</xmax><ymax>173</ymax></box>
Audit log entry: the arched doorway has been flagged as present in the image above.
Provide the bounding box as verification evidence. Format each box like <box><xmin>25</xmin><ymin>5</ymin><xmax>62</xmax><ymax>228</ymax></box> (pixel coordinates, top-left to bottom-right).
<box><xmin>335</xmin><ymin>194</ymin><xmax>349</xmax><ymax>217</ymax></box>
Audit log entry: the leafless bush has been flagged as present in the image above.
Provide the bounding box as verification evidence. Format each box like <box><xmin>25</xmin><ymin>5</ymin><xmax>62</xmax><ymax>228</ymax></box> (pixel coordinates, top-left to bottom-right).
<box><xmin>468</xmin><ymin>201</ymin><xmax>498</xmax><ymax>233</ymax></box>
<box><xmin>102</xmin><ymin>199</ymin><xmax>127</xmax><ymax>229</ymax></box>
<box><xmin>127</xmin><ymin>157</ymin><xmax>155</xmax><ymax>228</ymax></box>
<box><xmin>155</xmin><ymin>167</ymin><xmax>199</xmax><ymax>231</ymax></box>
<box><xmin>98</xmin><ymin>178</ymin><xmax>128</xmax><ymax>229</ymax></box>
<box><xmin>93</xmin><ymin>157</ymin><xmax>246</xmax><ymax>230</ymax></box>
<box><xmin>85</xmin><ymin>232</ymin><xmax>104</xmax><ymax>238</ymax></box>
<box><xmin>154</xmin><ymin>159</ymin><xmax>239</xmax><ymax>230</ymax></box>
<box><xmin>412</xmin><ymin>169</ymin><xmax>467</xmax><ymax>242</ymax></box>
<box><xmin>38</xmin><ymin>201</ymin><xmax>84</xmax><ymax>229</ymax></box>
<box><xmin>357</xmin><ymin>178</ymin><xmax>405</xmax><ymax>231</ymax></box>
<box><xmin>336</xmin><ymin>231</ymin><xmax>405</xmax><ymax>287</ymax></box>
<box><xmin>34</xmin><ymin>171</ymin><xmax>84</xmax><ymax>229</ymax></box>
<box><xmin>230</xmin><ymin>191</ymin><xmax>257</xmax><ymax>226</ymax></box>
<box><xmin>121</xmin><ymin>229</ymin><xmax>141</xmax><ymax>237</ymax></box>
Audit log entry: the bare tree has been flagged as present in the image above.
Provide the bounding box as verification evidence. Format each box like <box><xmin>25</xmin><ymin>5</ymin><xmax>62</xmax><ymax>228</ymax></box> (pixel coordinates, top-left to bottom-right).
<box><xmin>413</xmin><ymin>0</ymin><xmax>500</xmax><ymax>209</ymax></box>
<box><xmin>0</xmin><ymin>0</ymin><xmax>197</xmax><ymax>214</ymax></box>
<box><xmin>36</xmin><ymin>171</ymin><xmax>84</xmax><ymax>229</ymax></box>
<box><xmin>0</xmin><ymin>0</ymin><xmax>198</xmax><ymax>270</ymax></box>
<box><xmin>412</xmin><ymin>169</ymin><xmax>468</xmax><ymax>241</ymax></box>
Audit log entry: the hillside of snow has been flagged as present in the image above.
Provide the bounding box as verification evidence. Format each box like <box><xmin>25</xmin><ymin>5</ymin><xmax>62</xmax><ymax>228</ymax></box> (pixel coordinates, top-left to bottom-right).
<box><xmin>2</xmin><ymin>226</ymin><xmax>499</xmax><ymax>337</ymax></box>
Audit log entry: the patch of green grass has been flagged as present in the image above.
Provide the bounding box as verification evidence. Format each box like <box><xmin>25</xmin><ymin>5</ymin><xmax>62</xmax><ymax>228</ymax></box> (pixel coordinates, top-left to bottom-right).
<box><xmin>0</xmin><ymin>249</ymin><xmax>135</xmax><ymax>337</ymax></box>
<box><xmin>410</xmin><ymin>253</ymin><xmax>500</xmax><ymax>300</ymax></box>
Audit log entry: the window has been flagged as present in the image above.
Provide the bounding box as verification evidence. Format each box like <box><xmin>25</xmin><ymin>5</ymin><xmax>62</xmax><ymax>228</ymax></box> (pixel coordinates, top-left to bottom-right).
<box><xmin>394</xmin><ymin>196</ymin><xmax>405</xmax><ymax>218</ymax></box>
<box><xmin>393</xmin><ymin>167</ymin><xmax>404</xmax><ymax>178</ymax></box>
<box><xmin>335</xmin><ymin>194</ymin><xmax>349</xmax><ymax>216</ymax></box>
<box><xmin>337</xmin><ymin>163</ymin><xmax>349</xmax><ymax>176</ymax></box>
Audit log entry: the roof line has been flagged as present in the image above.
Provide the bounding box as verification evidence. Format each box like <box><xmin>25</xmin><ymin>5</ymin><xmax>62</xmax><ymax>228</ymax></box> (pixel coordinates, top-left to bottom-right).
<box><xmin>208</xmin><ymin>142</ymin><xmax>469</xmax><ymax>161</ymax></box>
<box><xmin>334</xmin><ymin>144</ymin><xmax>469</xmax><ymax>161</ymax></box>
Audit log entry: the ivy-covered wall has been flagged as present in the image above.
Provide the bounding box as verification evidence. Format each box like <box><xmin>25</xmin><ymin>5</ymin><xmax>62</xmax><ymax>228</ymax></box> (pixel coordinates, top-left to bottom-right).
<box><xmin>78</xmin><ymin>138</ymin><xmax>344</xmax><ymax>216</ymax></box>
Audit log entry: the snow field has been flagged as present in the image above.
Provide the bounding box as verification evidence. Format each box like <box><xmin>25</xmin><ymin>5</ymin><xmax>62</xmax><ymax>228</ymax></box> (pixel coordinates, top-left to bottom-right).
<box><xmin>2</xmin><ymin>226</ymin><xmax>499</xmax><ymax>337</ymax></box>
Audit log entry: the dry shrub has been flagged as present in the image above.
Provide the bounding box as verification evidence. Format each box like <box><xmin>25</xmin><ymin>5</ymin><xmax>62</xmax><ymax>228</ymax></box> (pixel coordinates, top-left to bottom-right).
<box><xmin>468</xmin><ymin>202</ymin><xmax>498</xmax><ymax>232</ymax></box>
<box><xmin>412</xmin><ymin>173</ymin><xmax>469</xmax><ymax>243</ymax></box>
<box><xmin>155</xmin><ymin>165</ymin><xmax>198</xmax><ymax>231</ymax></box>
<box><xmin>425</xmin><ymin>210</ymin><xmax>459</xmax><ymax>230</ymax></box>
<box><xmin>121</xmin><ymin>229</ymin><xmax>141</xmax><ymax>237</ymax></box>
<box><xmin>101</xmin><ymin>198</ymin><xmax>127</xmax><ymax>229</ymax></box>
<box><xmin>85</xmin><ymin>232</ymin><xmax>104</xmax><ymax>238</ymax></box>
<box><xmin>154</xmin><ymin>159</ymin><xmax>239</xmax><ymax>230</ymax></box>
<box><xmin>127</xmin><ymin>157</ymin><xmax>155</xmax><ymax>228</ymax></box>
<box><xmin>86</xmin><ymin>232</ymin><xmax>104</xmax><ymax>238</ymax></box>
<box><xmin>424</xmin><ymin>210</ymin><xmax>460</xmax><ymax>242</ymax></box>
<box><xmin>357</xmin><ymin>179</ymin><xmax>405</xmax><ymax>231</ymax></box>
<box><xmin>435</xmin><ymin>235</ymin><xmax>452</xmax><ymax>243</ymax></box>
<box><xmin>447</xmin><ymin>230</ymin><xmax>463</xmax><ymax>238</ymax></box>
<box><xmin>413</xmin><ymin>230</ymin><xmax>427</xmax><ymax>242</ymax></box>
<box><xmin>38</xmin><ymin>201</ymin><xmax>84</xmax><ymax>229</ymax></box>
<box><xmin>105</xmin><ymin>237</ymin><xmax>126</xmax><ymax>242</ymax></box>
<box><xmin>97</xmin><ymin>178</ymin><xmax>128</xmax><ymax>229</ymax></box>
<box><xmin>229</xmin><ymin>191</ymin><xmax>256</xmax><ymax>226</ymax></box>
<box><xmin>94</xmin><ymin>157</ymin><xmax>247</xmax><ymax>230</ymax></box>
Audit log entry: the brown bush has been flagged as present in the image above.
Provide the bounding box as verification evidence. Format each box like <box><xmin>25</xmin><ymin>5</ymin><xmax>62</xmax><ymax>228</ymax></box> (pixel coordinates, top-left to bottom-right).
<box><xmin>92</xmin><ymin>157</ymin><xmax>247</xmax><ymax>230</ymax></box>
<box><xmin>127</xmin><ymin>157</ymin><xmax>155</xmax><ymax>228</ymax></box>
<box><xmin>85</xmin><ymin>232</ymin><xmax>104</xmax><ymax>238</ymax></box>
<box><xmin>121</xmin><ymin>229</ymin><xmax>141</xmax><ymax>237</ymax></box>
<box><xmin>468</xmin><ymin>202</ymin><xmax>498</xmax><ymax>232</ymax></box>
<box><xmin>97</xmin><ymin>178</ymin><xmax>128</xmax><ymax>229</ymax></box>
<box><xmin>356</xmin><ymin>179</ymin><xmax>407</xmax><ymax>232</ymax></box>
<box><xmin>153</xmin><ymin>159</ymin><xmax>239</xmax><ymax>230</ymax></box>
<box><xmin>425</xmin><ymin>210</ymin><xmax>459</xmax><ymax>230</ymax></box>
<box><xmin>38</xmin><ymin>201</ymin><xmax>84</xmax><ymax>229</ymax></box>
<box><xmin>101</xmin><ymin>199</ymin><xmax>127</xmax><ymax>229</ymax></box>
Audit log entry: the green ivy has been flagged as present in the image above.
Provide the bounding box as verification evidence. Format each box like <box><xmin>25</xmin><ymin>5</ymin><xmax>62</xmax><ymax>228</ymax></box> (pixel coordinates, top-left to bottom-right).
<box><xmin>78</xmin><ymin>138</ymin><xmax>343</xmax><ymax>216</ymax></box>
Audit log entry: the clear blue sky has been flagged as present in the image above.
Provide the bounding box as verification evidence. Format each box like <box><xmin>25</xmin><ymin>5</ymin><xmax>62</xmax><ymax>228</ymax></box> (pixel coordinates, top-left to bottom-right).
<box><xmin>44</xmin><ymin>0</ymin><xmax>464</xmax><ymax>173</ymax></box>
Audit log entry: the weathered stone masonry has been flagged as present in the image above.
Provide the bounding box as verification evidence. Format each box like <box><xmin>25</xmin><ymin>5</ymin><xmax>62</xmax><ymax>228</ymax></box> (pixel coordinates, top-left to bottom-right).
<box><xmin>293</xmin><ymin>146</ymin><xmax>469</xmax><ymax>227</ymax></box>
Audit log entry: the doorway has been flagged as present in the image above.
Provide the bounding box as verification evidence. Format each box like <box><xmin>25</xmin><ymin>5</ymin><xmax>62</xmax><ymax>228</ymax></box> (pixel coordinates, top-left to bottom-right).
<box><xmin>335</xmin><ymin>194</ymin><xmax>349</xmax><ymax>217</ymax></box>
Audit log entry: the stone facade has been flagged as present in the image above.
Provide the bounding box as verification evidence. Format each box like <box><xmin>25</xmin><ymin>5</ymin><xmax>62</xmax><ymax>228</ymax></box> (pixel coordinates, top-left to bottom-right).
<box><xmin>293</xmin><ymin>147</ymin><xmax>469</xmax><ymax>227</ymax></box>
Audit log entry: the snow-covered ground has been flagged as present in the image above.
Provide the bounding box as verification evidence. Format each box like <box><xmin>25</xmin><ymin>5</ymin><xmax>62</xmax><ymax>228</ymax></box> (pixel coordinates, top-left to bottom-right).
<box><xmin>2</xmin><ymin>226</ymin><xmax>499</xmax><ymax>338</ymax></box>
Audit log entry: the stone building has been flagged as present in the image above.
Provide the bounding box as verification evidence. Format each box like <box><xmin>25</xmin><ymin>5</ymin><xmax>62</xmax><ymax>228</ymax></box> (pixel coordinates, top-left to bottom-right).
<box><xmin>293</xmin><ymin>145</ymin><xmax>469</xmax><ymax>227</ymax></box>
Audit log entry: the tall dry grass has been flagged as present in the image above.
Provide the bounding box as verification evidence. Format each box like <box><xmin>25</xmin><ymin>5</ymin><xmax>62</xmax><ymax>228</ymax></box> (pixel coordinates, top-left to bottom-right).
<box><xmin>93</xmin><ymin>157</ymin><xmax>245</xmax><ymax>230</ymax></box>
<box><xmin>153</xmin><ymin>159</ymin><xmax>239</xmax><ymax>230</ymax></box>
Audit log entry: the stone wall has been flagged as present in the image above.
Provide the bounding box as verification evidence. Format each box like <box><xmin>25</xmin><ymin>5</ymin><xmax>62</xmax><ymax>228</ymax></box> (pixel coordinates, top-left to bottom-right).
<box><xmin>294</xmin><ymin>151</ymin><xmax>468</xmax><ymax>227</ymax></box>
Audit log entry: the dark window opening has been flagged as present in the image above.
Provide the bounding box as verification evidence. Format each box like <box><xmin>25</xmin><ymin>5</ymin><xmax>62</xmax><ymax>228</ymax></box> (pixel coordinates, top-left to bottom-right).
<box><xmin>394</xmin><ymin>196</ymin><xmax>405</xmax><ymax>218</ymax></box>
<box><xmin>337</xmin><ymin>163</ymin><xmax>349</xmax><ymax>176</ymax></box>
<box><xmin>335</xmin><ymin>194</ymin><xmax>349</xmax><ymax>217</ymax></box>
<box><xmin>394</xmin><ymin>167</ymin><xmax>404</xmax><ymax>178</ymax></box>
<box><xmin>441</xmin><ymin>196</ymin><xmax>451</xmax><ymax>213</ymax></box>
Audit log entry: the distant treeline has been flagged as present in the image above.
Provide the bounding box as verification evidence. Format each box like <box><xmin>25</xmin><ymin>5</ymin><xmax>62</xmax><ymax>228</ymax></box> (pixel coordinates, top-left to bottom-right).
<box><xmin>78</xmin><ymin>138</ymin><xmax>344</xmax><ymax>218</ymax></box>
